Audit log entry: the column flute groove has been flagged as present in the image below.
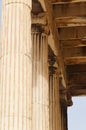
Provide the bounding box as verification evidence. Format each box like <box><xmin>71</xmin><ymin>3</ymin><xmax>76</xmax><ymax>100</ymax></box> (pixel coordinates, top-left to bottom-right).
<box><xmin>49</xmin><ymin>59</ymin><xmax>61</xmax><ymax>130</ymax></box>
<box><xmin>1</xmin><ymin>0</ymin><xmax>32</xmax><ymax>130</ymax></box>
<box><xmin>32</xmin><ymin>25</ymin><xmax>49</xmax><ymax>130</ymax></box>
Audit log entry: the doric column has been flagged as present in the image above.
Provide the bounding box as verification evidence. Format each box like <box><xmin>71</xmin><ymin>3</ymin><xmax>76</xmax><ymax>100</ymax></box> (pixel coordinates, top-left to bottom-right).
<box><xmin>32</xmin><ymin>24</ymin><xmax>49</xmax><ymax>130</ymax></box>
<box><xmin>1</xmin><ymin>0</ymin><xmax>32</xmax><ymax>130</ymax></box>
<box><xmin>48</xmin><ymin>50</ymin><xmax>61</xmax><ymax>130</ymax></box>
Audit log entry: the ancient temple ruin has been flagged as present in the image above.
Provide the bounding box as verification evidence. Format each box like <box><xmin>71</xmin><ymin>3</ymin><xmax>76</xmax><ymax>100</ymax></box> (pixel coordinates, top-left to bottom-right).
<box><xmin>0</xmin><ymin>0</ymin><xmax>86</xmax><ymax>130</ymax></box>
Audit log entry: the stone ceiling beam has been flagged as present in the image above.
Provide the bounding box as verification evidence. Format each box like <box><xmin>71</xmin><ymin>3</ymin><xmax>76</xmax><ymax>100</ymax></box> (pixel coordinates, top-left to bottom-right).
<box><xmin>52</xmin><ymin>0</ymin><xmax>86</xmax><ymax>4</ymax></box>
<box><xmin>58</xmin><ymin>26</ymin><xmax>86</xmax><ymax>40</ymax></box>
<box><xmin>61</xmin><ymin>39</ymin><xmax>86</xmax><ymax>48</ymax></box>
<box><xmin>62</xmin><ymin>46</ymin><xmax>86</xmax><ymax>57</ymax></box>
<box><xmin>64</xmin><ymin>57</ymin><xmax>86</xmax><ymax>65</ymax></box>
<box><xmin>44</xmin><ymin>0</ymin><xmax>68</xmax><ymax>85</ymax></box>
<box><xmin>53</xmin><ymin>1</ymin><xmax>86</xmax><ymax>18</ymax></box>
<box><xmin>68</xmin><ymin>73</ymin><xmax>86</xmax><ymax>96</ymax></box>
<box><xmin>70</xmin><ymin>89</ymin><xmax>86</xmax><ymax>96</ymax></box>
<box><xmin>66</xmin><ymin>64</ymin><xmax>86</xmax><ymax>73</ymax></box>
<box><xmin>68</xmin><ymin>72</ymin><xmax>86</xmax><ymax>84</ymax></box>
<box><xmin>55</xmin><ymin>17</ymin><xmax>86</xmax><ymax>27</ymax></box>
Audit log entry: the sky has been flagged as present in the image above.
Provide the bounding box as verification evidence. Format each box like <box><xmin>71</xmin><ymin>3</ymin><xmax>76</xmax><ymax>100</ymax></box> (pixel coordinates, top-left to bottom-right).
<box><xmin>68</xmin><ymin>96</ymin><xmax>86</xmax><ymax>130</ymax></box>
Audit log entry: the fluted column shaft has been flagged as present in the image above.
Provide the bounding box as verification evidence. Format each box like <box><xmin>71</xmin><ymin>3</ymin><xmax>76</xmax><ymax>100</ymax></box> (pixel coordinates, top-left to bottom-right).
<box><xmin>32</xmin><ymin>26</ymin><xmax>49</xmax><ymax>130</ymax></box>
<box><xmin>1</xmin><ymin>0</ymin><xmax>32</xmax><ymax>130</ymax></box>
<box><xmin>49</xmin><ymin>68</ymin><xmax>61</xmax><ymax>130</ymax></box>
<box><xmin>61</xmin><ymin>105</ymin><xmax>68</xmax><ymax>130</ymax></box>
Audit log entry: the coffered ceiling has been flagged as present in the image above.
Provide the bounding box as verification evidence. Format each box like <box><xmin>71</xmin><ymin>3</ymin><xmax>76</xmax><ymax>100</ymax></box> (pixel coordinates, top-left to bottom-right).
<box><xmin>32</xmin><ymin>0</ymin><xmax>86</xmax><ymax>97</ymax></box>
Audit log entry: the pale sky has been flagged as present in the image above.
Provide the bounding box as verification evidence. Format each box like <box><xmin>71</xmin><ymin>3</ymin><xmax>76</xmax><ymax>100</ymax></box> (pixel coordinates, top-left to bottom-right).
<box><xmin>68</xmin><ymin>96</ymin><xmax>86</xmax><ymax>130</ymax></box>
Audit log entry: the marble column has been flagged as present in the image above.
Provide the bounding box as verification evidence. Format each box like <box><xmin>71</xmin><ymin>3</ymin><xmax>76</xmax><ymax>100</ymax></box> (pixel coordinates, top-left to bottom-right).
<box><xmin>61</xmin><ymin>105</ymin><xmax>68</xmax><ymax>130</ymax></box>
<box><xmin>49</xmin><ymin>66</ymin><xmax>61</xmax><ymax>130</ymax></box>
<box><xmin>1</xmin><ymin>0</ymin><xmax>32</xmax><ymax>130</ymax></box>
<box><xmin>60</xmin><ymin>89</ymin><xmax>70</xmax><ymax>130</ymax></box>
<box><xmin>32</xmin><ymin>25</ymin><xmax>49</xmax><ymax>130</ymax></box>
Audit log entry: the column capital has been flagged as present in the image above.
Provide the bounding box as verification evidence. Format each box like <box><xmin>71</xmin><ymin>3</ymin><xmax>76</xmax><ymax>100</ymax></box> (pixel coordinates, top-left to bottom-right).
<box><xmin>60</xmin><ymin>88</ymin><xmax>73</xmax><ymax>107</ymax></box>
<box><xmin>32</xmin><ymin>13</ymin><xmax>47</xmax><ymax>25</ymax></box>
<box><xmin>48</xmin><ymin>45</ymin><xmax>59</xmax><ymax>75</ymax></box>
<box><xmin>32</xmin><ymin>13</ymin><xmax>50</xmax><ymax>35</ymax></box>
<box><xmin>32</xmin><ymin>24</ymin><xmax>50</xmax><ymax>35</ymax></box>
<box><xmin>49</xmin><ymin>66</ymin><xmax>57</xmax><ymax>75</ymax></box>
<box><xmin>5</xmin><ymin>0</ymin><xmax>32</xmax><ymax>8</ymax></box>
